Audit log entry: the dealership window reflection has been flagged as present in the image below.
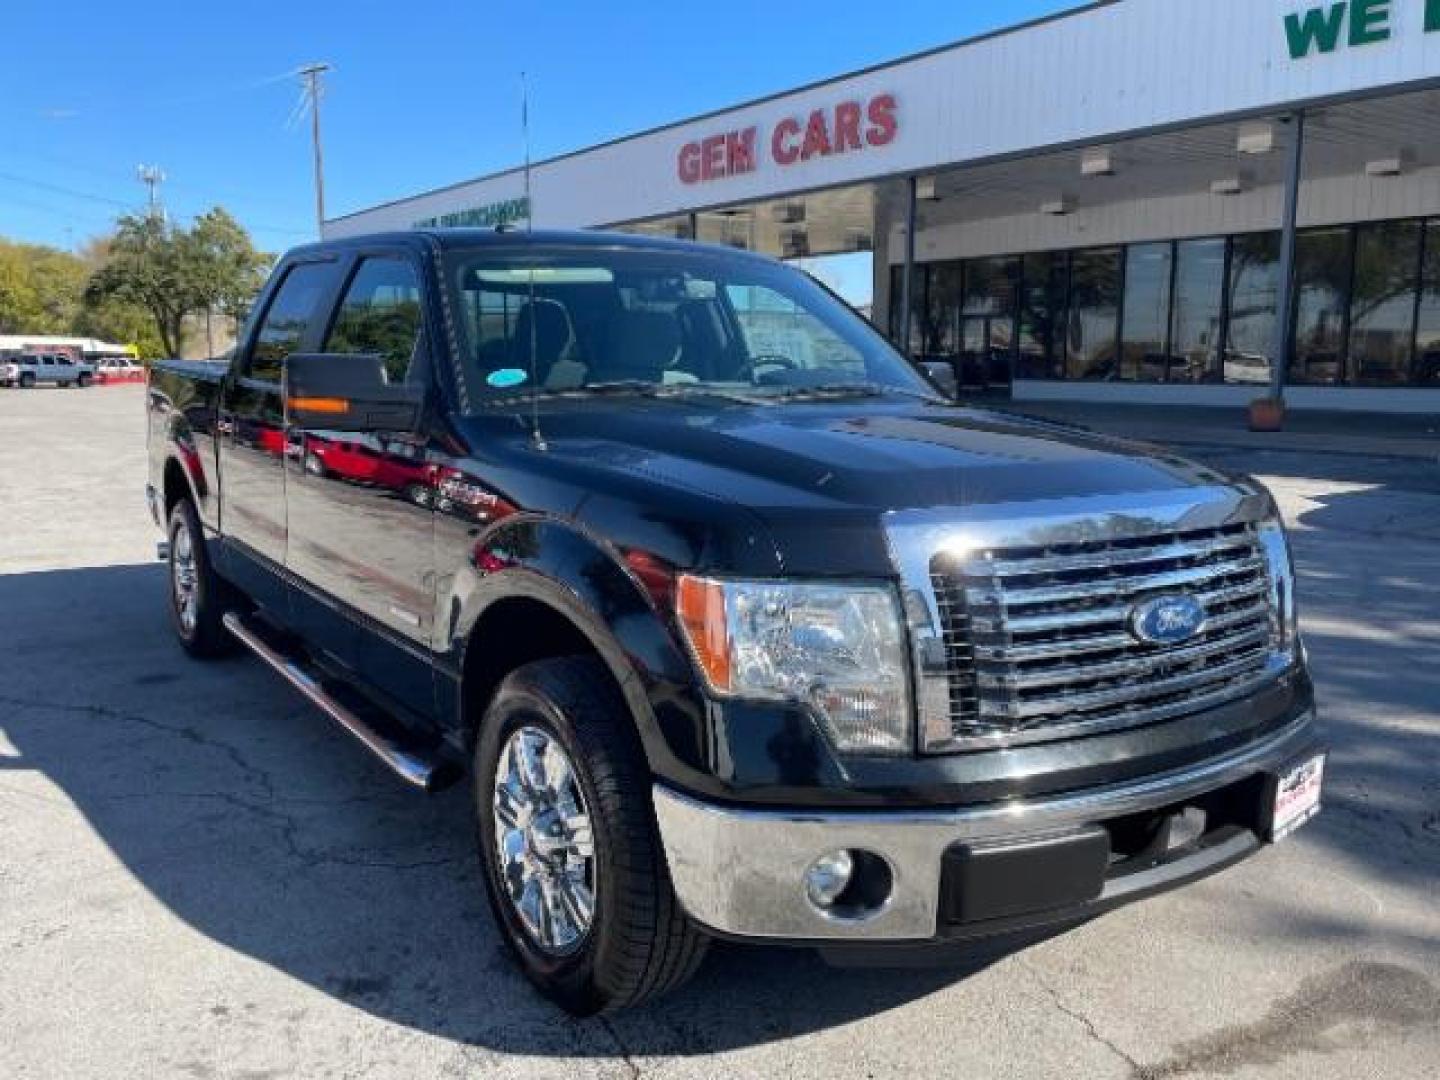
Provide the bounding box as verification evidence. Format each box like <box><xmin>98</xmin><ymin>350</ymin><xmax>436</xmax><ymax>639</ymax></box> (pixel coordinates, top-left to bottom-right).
<box><xmin>891</xmin><ymin>216</ymin><xmax>1440</xmax><ymax>389</ymax></box>
<box><xmin>1066</xmin><ymin>248</ymin><xmax>1122</xmax><ymax>380</ymax></box>
<box><xmin>1017</xmin><ymin>252</ymin><xmax>1066</xmax><ymax>380</ymax></box>
<box><xmin>1348</xmin><ymin>220</ymin><xmax>1422</xmax><ymax>386</ymax></box>
<box><xmin>924</xmin><ymin>262</ymin><xmax>962</xmax><ymax>363</ymax></box>
<box><xmin>1224</xmin><ymin>233</ymin><xmax>1280</xmax><ymax>386</ymax></box>
<box><xmin>1417</xmin><ymin>220</ymin><xmax>1440</xmax><ymax>386</ymax></box>
<box><xmin>962</xmin><ymin>256</ymin><xmax>1019</xmax><ymax>387</ymax></box>
<box><xmin>1120</xmin><ymin>243</ymin><xmax>1173</xmax><ymax>382</ymax></box>
<box><xmin>1170</xmin><ymin>239</ymin><xmax>1227</xmax><ymax>384</ymax></box>
<box><xmin>1289</xmin><ymin>228</ymin><xmax>1352</xmax><ymax>386</ymax></box>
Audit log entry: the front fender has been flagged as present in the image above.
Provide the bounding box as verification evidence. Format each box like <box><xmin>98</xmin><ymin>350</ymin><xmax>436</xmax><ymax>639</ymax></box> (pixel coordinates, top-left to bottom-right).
<box><xmin>440</xmin><ymin>516</ymin><xmax>713</xmax><ymax>786</ymax></box>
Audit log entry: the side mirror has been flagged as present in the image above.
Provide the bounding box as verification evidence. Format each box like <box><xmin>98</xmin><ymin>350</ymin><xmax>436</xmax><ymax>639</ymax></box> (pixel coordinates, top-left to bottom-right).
<box><xmin>919</xmin><ymin>359</ymin><xmax>958</xmax><ymax>399</ymax></box>
<box><xmin>285</xmin><ymin>353</ymin><xmax>422</xmax><ymax>432</ymax></box>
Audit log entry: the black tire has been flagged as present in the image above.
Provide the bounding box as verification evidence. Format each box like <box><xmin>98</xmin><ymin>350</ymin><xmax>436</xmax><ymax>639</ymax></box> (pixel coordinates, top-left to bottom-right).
<box><xmin>166</xmin><ymin>499</ymin><xmax>236</xmax><ymax>658</ymax></box>
<box><xmin>19</xmin><ymin>373</ymin><xmax>34</xmax><ymax>389</ymax></box>
<box><xmin>474</xmin><ymin>656</ymin><xmax>708</xmax><ymax>1015</ymax></box>
<box><xmin>77</xmin><ymin>372</ymin><xmax>93</xmax><ymax>388</ymax></box>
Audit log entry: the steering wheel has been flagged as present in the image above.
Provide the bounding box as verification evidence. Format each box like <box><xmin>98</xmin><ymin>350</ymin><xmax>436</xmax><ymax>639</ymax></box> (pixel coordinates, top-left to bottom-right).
<box><xmin>735</xmin><ymin>353</ymin><xmax>798</xmax><ymax>383</ymax></box>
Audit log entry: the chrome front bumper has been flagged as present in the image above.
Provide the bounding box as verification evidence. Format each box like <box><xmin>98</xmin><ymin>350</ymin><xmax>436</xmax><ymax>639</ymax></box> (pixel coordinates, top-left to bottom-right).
<box><xmin>653</xmin><ymin>713</ymin><xmax>1318</xmax><ymax>942</ymax></box>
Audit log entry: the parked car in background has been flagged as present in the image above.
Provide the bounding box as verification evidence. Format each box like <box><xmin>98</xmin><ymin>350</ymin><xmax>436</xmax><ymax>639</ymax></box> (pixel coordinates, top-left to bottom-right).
<box><xmin>94</xmin><ymin>356</ymin><xmax>146</xmax><ymax>384</ymax></box>
<box><xmin>2</xmin><ymin>353</ymin><xmax>95</xmax><ymax>388</ymax></box>
<box><xmin>147</xmin><ymin>229</ymin><xmax>1324</xmax><ymax>1016</ymax></box>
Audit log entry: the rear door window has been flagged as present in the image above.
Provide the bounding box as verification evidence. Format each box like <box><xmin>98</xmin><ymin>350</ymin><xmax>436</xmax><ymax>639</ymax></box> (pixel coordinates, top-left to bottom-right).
<box><xmin>245</xmin><ymin>261</ymin><xmax>342</xmax><ymax>382</ymax></box>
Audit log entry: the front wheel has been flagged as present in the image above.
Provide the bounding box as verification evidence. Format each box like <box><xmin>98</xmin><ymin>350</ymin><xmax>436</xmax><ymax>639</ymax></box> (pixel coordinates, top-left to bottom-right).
<box><xmin>474</xmin><ymin>656</ymin><xmax>707</xmax><ymax>1015</ymax></box>
<box><xmin>19</xmin><ymin>373</ymin><xmax>35</xmax><ymax>389</ymax></box>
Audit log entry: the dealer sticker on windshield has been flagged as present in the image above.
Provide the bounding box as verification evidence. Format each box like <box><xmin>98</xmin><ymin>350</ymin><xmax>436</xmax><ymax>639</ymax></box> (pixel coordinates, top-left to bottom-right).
<box><xmin>1269</xmin><ymin>754</ymin><xmax>1326</xmax><ymax>842</ymax></box>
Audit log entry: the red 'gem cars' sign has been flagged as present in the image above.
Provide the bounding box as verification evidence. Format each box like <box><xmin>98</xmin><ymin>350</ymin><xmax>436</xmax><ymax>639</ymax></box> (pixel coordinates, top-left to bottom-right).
<box><xmin>677</xmin><ymin>94</ymin><xmax>898</xmax><ymax>185</ymax></box>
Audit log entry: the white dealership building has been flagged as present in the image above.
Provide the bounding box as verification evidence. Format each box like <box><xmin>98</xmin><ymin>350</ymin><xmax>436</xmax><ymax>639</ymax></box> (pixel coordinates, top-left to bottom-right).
<box><xmin>327</xmin><ymin>0</ymin><xmax>1440</xmax><ymax>412</ymax></box>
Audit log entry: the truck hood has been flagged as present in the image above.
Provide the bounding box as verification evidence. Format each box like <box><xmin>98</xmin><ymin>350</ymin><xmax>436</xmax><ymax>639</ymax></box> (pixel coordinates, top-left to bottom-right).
<box><xmin>520</xmin><ymin>397</ymin><xmax>1240</xmax><ymax>576</ymax></box>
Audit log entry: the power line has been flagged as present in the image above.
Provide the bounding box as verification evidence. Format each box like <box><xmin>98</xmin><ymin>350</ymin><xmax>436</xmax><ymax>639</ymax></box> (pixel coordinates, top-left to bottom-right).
<box><xmin>0</xmin><ymin>170</ymin><xmax>131</xmax><ymax>208</ymax></box>
<box><xmin>0</xmin><ymin>192</ymin><xmax>115</xmax><ymax>229</ymax></box>
<box><xmin>0</xmin><ymin>165</ymin><xmax>311</xmax><ymax>238</ymax></box>
<box><xmin>6</xmin><ymin>68</ymin><xmax>300</xmax><ymax>120</ymax></box>
<box><xmin>2</xmin><ymin>150</ymin><xmax>309</xmax><ymax>214</ymax></box>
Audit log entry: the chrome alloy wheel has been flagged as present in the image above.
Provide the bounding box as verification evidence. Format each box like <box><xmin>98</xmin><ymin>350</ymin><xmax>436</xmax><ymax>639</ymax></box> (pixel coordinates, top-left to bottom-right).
<box><xmin>171</xmin><ymin>520</ymin><xmax>199</xmax><ymax>634</ymax></box>
<box><xmin>492</xmin><ymin>725</ymin><xmax>596</xmax><ymax>955</ymax></box>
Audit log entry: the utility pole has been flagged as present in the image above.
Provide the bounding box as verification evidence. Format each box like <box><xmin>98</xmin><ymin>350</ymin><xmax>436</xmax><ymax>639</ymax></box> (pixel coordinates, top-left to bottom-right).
<box><xmin>137</xmin><ymin>164</ymin><xmax>166</xmax><ymax>222</ymax></box>
<box><xmin>298</xmin><ymin>63</ymin><xmax>331</xmax><ymax>236</ymax></box>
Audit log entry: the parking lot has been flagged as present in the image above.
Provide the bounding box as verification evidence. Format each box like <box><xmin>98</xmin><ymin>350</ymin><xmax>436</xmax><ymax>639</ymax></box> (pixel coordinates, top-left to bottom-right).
<box><xmin>1</xmin><ymin>384</ymin><xmax>1437</xmax><ymax>1079</ymax></box>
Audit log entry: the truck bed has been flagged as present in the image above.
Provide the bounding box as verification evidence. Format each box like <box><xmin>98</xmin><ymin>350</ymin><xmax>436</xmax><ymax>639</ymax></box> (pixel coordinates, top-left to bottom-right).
<box><xmin>150</xmin><ymin>357</ymin><xmax>229</xmax><ymax>384</ymax></box>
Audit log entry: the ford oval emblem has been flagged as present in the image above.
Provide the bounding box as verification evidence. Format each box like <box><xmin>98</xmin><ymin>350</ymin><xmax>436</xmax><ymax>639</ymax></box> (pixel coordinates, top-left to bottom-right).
<box><xmin>1129</xmin><ymin>594</ymin><xmax>1207</xmax><ymax>646</ymax></box>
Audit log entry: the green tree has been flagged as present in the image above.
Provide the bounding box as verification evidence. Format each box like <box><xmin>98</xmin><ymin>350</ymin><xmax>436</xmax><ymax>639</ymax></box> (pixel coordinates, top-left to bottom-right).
<box><xmin>0</xmin><ymin>244</ymin><xmax>45</xmax><ymax>332</ymax></box>
<box><xmin>186</xmin><ymin>208</ymin><xmax>272</xmax><ymax>329</ymax></box>
<box><xmin>0</xmin><ymin>240</ymin><xmax>86</xmax><ymax>334</ymax></box>
<box><xmin>86</xmin><ymin>209</ymin><xmax>270</xmax><ymax>358</ymax></box>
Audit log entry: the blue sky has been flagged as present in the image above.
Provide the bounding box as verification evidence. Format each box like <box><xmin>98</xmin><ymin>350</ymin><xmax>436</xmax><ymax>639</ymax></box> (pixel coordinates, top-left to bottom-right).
<box><xmin>7</xmin><ymin>0</ymin><xmax>1070</xmax><ymax>292</ymax></box>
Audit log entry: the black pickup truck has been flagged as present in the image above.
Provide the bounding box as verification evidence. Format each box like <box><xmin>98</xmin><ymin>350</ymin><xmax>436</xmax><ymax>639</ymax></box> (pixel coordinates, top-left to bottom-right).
<box><xmin>146</xmin><ymin>229</ymin><xmax>1324</xmax><ymax>1015</ymax></box>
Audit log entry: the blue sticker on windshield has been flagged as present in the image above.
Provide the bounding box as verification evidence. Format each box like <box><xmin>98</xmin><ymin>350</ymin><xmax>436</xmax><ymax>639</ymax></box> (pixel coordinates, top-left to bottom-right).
<box><xmin>486</xmin><ymin>368</ymin><xmax>529</xmax><ymax>388</ymax></box>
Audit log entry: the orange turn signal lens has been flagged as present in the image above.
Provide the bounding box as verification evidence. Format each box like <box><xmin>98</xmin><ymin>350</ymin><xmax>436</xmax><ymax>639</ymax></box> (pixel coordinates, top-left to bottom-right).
<box><xmin>288</xmin><ymin>396</ymin><xmax>350</xmax><ymax>415</ymax></box>
<box><xmin>675</xmin><ymin>575</ymin><xmax>731</xmax><ymax>692</ymax></box>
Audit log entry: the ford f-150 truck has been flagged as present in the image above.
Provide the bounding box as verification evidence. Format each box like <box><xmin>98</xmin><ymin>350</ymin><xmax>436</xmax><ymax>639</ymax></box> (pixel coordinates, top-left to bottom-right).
<box><xmin>146</xmin><ymin>229</ymin><xmax>1324</xmax><ymax>1015</ymax></box>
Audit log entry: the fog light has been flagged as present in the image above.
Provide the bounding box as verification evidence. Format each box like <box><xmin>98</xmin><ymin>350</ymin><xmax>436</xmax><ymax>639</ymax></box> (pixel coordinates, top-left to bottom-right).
<box><xmin>804</xmin><ymin>850</ymin><xmax>855</xmax><ymax>909</ymax></box>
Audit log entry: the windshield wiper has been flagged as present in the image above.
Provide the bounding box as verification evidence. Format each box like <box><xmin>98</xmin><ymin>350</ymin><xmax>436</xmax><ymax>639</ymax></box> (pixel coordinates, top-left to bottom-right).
<box><xmin>546</xmin><ymin>381</ymin><xmax>767</xmax><ymax>404</ymax></box>
<box><xmin>761</xmin><ymin>382</ymin><xmax>946</xmax><ymax>403</ymax></box>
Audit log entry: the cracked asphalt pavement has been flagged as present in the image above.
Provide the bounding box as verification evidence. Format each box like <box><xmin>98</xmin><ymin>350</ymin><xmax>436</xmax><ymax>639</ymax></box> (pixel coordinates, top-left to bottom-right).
<box><xmin>2</xmin><ymin>385</ymin><xmax>1437</xmax><ymax>1079</ymax></box>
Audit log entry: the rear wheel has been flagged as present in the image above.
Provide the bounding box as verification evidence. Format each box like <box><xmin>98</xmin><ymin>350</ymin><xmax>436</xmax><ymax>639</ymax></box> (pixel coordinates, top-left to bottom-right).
<box><xmin>19</xmin><ymin>373</ymin><xmax>34</xmax><ymax>389</ymax></box>
<box><xmin>77</xmin><ymin>372</ymin><xmax>93</xmax><ymax>388</ymax></box>
<box><xmin>167</xmin><ymin>499</ymin><xmax>236</xmax><ymax>658</ymax></box>
<box><xmin>474</xmin><ymin>656</ymin><xmax>707</xmax><ymax>1015</ymax></box>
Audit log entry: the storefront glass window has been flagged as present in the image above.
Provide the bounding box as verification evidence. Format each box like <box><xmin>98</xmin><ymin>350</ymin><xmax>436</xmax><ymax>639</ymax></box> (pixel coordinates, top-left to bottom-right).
<box><xmin>962</xmin><ymin>256</ymin><xmax>1019</xmax><ymax>315</ymax></box>
<box><xmin>1223</xmin><ymin>232</ymin><xmax>1280</xmax><ymax>387</ymax></box>
<box><xmin>922</xmin><ymin>262</ymin><xmax>963</xmax><ymax>362</ymax></box>
<box><xmin>1017</xmin><ymin>253</ymin><xmax>1066</xmax><ymax>380</ymax></box>
<box><xmin>961</xmin><ymin>256</ymin><xmax>1019</xmax><ymax>387</ymax></box>
<box><xmin>1120</xmin><ymin>243</ymin><xmax>1173</xmax><ymax>382</ymax></box>
<box><xmin>1066</xmin><ymin>248</ymin><xmax>1121</xmax><ymax>380</ymax></box>
<box><xmin>889</xmin><ymin>264</ymin><xmax>929</xmax><ymax>356</ymax></box>
<box><xmin>1417</xmin><ymin>221</ymin><xmax>1440</xmax><ymax>387</ymax></box>
<box><xmin>1169</xmin><ymin>239</ymin><xmax>1226</xmax><ymax>384</ymax></box>
<box><xmin>1348</xmin><ymin>220</ymin><xmax>1421</xmax><ymax>386</ymax></box>
<box><xmin>1289</xmin><ymin>227</ymin><xmax>1352</xmax><ymax>386</ymax></box>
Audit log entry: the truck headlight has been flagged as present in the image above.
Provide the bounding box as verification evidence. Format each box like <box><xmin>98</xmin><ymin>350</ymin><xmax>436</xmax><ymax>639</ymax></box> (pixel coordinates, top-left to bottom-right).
<box><xmin>676</xmin><ymin>576</ymin><xmax>913</xmax><ymax>755</ymax></box>
<box><xmin>1257</xmin><ymin>517</ymin><xmax>1300</xmax><ymax>663</ymax></box>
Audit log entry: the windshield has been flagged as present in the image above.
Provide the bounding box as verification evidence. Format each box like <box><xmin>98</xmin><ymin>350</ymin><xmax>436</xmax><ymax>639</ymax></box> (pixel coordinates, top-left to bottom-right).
<box><xmin>443</xmin><ymin>245</ymin><xmax>936</xmax><ymax>411</ymax></box>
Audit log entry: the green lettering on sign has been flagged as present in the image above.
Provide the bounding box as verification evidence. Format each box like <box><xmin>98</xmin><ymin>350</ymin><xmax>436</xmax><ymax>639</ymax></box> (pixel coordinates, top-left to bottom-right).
<box><xmin>1285</xmin><ymin>3</ymin><xmax>1348</xmax><ymax>58</ymax></box>
<box><xmin>413</xmin><ymin>197</ymin><xmax>531</xmax><ymax>230</ymax></box>
<box><xmin>1349</xmin><ymin>0</ymin><xmax>1391</xmax><ymax>44</ymax></box>
<box><xmin>1427</xmin><ymin>0</ymin><xmax>1440</xmax><ymax>32</ymax></box>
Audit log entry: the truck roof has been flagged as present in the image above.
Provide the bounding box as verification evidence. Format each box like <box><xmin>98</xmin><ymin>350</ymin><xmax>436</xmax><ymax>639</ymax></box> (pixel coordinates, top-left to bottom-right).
<box><xmin>295</xmin><ymin>228</ymin><xmax>774</xmax><ymax>263</ymax></box>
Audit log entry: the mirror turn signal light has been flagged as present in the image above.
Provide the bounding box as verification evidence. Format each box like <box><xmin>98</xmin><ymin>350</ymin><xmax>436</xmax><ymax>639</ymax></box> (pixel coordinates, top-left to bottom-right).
<box><xmin>288</xmin><ymin>396</ymin><xmax>350</xmax><ymax>415</ymax></box>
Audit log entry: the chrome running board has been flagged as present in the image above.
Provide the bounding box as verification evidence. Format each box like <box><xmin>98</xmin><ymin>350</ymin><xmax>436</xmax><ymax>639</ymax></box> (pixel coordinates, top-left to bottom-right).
<box><xmin>222</xmin><ymin>611</ymin><xmax>459</xmax><ymax>793</ymax></box>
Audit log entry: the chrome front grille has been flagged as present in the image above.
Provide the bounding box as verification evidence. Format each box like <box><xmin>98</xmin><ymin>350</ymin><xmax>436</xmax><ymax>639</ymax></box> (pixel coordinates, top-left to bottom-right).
<box><xmin>929</xmin><ymin>521</ymin><xmax>1277</xmax><ymax>746</ymax></box>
